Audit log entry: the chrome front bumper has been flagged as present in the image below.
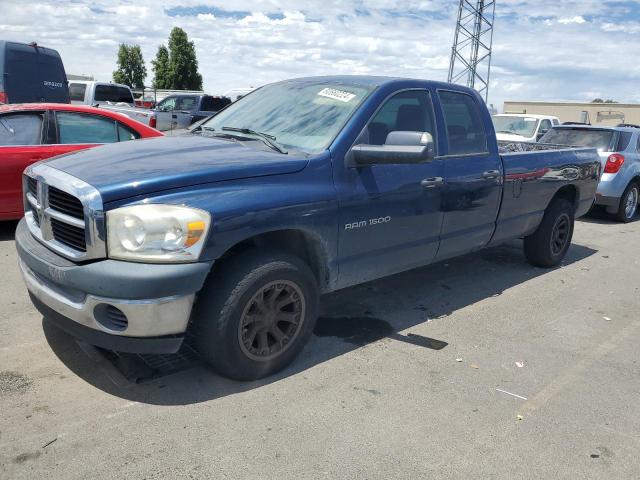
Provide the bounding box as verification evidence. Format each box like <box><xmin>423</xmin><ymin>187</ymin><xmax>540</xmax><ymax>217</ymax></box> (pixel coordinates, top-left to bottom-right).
<box><xmin>19</xmin><ymin>259</ymin><xmax>194</xmax><ymax>338</ymax></box>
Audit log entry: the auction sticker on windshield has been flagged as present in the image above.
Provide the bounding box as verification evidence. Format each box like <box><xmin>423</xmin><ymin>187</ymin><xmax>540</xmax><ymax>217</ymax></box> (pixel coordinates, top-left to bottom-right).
<box><xmin>318</xmin><ymin>88</ymin><xmax>356</xmax><ymax>103</ymax></box>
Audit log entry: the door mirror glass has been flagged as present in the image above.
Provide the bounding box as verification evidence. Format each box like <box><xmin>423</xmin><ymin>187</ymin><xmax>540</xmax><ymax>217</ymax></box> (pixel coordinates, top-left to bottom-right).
<box><xmin>352</xmin><ymin>131</ymin><xmax>435</xmax><ymax>165</ymax></box>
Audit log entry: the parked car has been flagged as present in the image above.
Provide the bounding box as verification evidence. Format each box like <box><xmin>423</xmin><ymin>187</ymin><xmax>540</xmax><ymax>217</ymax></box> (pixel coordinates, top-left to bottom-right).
<box><xmin>224</xmin><ymin>87</ymin><xmax>256</xmax><ymax>102</ymax></box>
<box><xmin>540</xmin><ymin>124</ymin><xmax>640</xmax><ymax>222</ymax></box>
<box><xmin>0</xmin><ymin>40</ymin><xmax>69</xmax><ymax>104</ymax></box>
<box><xmin>0</xmin><ymin>103</ymin><xmax>162</xmax><ymax>220</ymax></box>
<box><xmin>69</xmin><ymin>80</ymin><xmax>135</xmax><ymax>106</ymax></box>
<box><xmin>68</xmin><ymin>80</ymin><xmax>157</xmax><ymax>128</ymax></box>
<box><xmin>493</xmin><ymin>114</ymin><xmax>560</xmax><ymax>143</ymax></box>
<box><xmin>153</xmin><ymin>94</ymin><xmax>231</xmax><ymax>131</ymax></box>
<box><xmin>16</xmin><ymin>76</ymin><xmax>600</xmax><ymax>380</ymax></box>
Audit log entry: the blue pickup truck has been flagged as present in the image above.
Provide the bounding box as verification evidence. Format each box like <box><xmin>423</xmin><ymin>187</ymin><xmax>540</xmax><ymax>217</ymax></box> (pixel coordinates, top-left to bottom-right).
<box><xmin>16</xmin><ymin>76</ymin><xmax>601</xmax><ymax>380</ymax></box>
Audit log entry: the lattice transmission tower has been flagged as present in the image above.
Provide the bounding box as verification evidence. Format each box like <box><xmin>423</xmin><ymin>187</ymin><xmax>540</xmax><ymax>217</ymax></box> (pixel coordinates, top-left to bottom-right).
<box><xmin>447</xmin><ymin>0</ymin><xmax>496</xmax><ymax>102</ymax></box>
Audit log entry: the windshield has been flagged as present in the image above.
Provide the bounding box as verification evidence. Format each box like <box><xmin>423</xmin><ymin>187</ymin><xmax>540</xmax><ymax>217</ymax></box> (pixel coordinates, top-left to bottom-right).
<box><xmin>539</xmin><ymin>128</ymin><xmax>615</xmax><ymax>151</ymax></box>
<box><xmin>492</xmin><ymin>116</ymin><xmax>539</xmax><ymax>137</ymax></box>
<box><xmin>200</xmin><ymin>81</ymin><xmax>373</xmax><ymax>154</ymax></box>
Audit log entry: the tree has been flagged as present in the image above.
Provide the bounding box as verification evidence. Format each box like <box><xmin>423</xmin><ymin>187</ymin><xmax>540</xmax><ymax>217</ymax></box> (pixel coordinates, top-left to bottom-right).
<box><xmin>112</xmin><ymin>44</ymin><xmax>147</xmax><ymax>88</ymax></box>
<box><xmin>151</xmin><ymin>45</ymin><xmax>170</xmax><ymax>89</ymax></box>
<box><xmin>167</xmin><ymin>27</ymin><xmax>203</xmax><ymax>90</ymax></box>
<box><xmin>591</xmin><ymin>98</ymin><xmax>618</xmax><ymax>104</ymax></box>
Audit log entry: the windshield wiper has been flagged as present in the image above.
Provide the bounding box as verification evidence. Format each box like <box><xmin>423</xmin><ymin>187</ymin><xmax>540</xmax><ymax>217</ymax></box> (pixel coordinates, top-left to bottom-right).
<box><xmin>221</xmin><ymin>126</ymin><xmax>288</xmax><ymax>154</ymax></box>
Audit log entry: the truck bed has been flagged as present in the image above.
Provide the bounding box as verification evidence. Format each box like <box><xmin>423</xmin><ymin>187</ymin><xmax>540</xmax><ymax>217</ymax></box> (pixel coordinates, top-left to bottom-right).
<box><xmin>489</xmin><ymin>143</ymin><xmax>601</xmax><ymax>246</ymax></box>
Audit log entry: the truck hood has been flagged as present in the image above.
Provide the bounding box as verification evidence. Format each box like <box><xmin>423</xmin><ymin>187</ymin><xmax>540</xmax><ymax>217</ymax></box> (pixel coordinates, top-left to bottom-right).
<box><xmin>45</xmin><ymin>135</ymin><xmax>310</xmax><ymax>203</ymax></box>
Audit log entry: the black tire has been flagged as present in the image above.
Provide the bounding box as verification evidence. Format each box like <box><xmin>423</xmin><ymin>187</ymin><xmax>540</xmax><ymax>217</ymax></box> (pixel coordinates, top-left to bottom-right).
<box><xmin>524</xmin><ymin>198</ymin><xmax>574</xmax><ymax>268</ymax></box>
<box><xmin>613</xmin><ymin>181</ymin><xmax>639</xmax><ymax>223</ymax></box>
<box><xmin>192</xmin><ymin>249</ymin><xmax>319</xmax><ymax>381</ymax></box>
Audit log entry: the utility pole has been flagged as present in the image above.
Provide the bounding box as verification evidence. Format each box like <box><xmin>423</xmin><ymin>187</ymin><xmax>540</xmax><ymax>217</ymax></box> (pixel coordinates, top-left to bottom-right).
<box><xmin>447</xmin><ymin>0</ymin><xmax>496</xmax><ymax>102</ymax></box>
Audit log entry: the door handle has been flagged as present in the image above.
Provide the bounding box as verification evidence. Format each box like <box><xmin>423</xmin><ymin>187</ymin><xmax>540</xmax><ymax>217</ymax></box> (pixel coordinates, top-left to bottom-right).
<box><xmin>482</xmin><ymin>170</ymin><xmax>501</xmax><ymax>179</ymax></box>
<box><xmin>421</xmin><ymin>177</ymin><xmax>444</xmax><ymax>189</ymax></box>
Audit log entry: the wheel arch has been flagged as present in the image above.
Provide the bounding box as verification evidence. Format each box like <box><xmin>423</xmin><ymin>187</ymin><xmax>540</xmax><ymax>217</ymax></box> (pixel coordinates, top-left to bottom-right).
<box><xmin>549</xmin><ymin>184</ymin><xmax>579</xmax><ymax>213</ymax></box>
<box><xmin>212</xmin><ymin>229</ymin><xmax>332</xmax><ymax>292</ymax></box>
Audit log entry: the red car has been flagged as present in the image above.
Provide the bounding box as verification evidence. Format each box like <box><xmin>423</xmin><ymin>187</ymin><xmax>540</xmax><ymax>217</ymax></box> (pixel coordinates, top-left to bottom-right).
<box><xmin>0</xmin><ymin>103</ymin><xmax>163</xmax><ymax>220</ymax></box>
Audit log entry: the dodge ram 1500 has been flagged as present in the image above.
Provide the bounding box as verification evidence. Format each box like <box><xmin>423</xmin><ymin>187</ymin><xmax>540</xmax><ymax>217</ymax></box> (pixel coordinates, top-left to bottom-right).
<box><xmin>16</xmin><ymin>76</ymin><xmax>601</xmax><ymax>380</ymax></box>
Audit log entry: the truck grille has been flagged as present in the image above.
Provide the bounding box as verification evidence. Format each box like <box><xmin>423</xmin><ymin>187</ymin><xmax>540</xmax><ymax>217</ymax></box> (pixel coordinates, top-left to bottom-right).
<box><xmin>48</xmin><ymin>186</ymin><xmax>84</xmax><ymax>219</ymax></box>
<box><xmin>27</xmin><ymin>176</ymin><xmax>38</xmax><ymax>197</ymax></box>
<box><xmin>51</xmin><ymin>217</ymin><xmax>87</xmax><ymax>252</ymax></box>
<box><xmin>23</xmin><ymin>165</ymin><xmax>106</xmax><ymax>262</ymax></box>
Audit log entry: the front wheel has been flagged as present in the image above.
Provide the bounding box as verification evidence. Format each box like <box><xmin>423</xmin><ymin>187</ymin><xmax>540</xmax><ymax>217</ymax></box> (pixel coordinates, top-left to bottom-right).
<box><xmin>524</xmin><ymin>198</ymin><xmax>574</xmax><ymax>268</ymax></box>
<box><xmin>613</xmin><ymin>182</ymin><xmax>639</xmax><ymax>223</ymax></box>
<box><xmin>193</xmin><ymin>250</ymin><xmax>319</xmax><ymax>381</ymax></box>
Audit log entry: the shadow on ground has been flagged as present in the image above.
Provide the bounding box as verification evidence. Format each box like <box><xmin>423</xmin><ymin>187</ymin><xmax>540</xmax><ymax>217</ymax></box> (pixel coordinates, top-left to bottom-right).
<box><xmin>44</xmin><ymin>240</ymin><xmax>597</xmax><ymax>405</ymax></box>
<box><xmin>578</xmin><ymin>206</ymin><xmax>638</xmax><ymax>225</ymax></box>
<box><xmin>0</xmin><ymin>221</ymin><xmax>18</xmax><ymax>242</ymax></box>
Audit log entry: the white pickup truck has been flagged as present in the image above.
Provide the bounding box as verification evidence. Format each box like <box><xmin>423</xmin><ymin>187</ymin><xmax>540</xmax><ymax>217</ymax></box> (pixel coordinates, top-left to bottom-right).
<box><xmin>68</xmin><ymin>80</ymin><xmax>157</xmax><ymax>128</ymax></box>
<box><xmin>492</xmin><ymin>114</ymin><xmax>560</xmax><ymax>143</ymax></box>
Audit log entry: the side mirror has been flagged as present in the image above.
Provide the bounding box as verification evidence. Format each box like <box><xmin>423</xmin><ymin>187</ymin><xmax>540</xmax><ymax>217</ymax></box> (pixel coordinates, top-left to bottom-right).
<box><xmin>352</xmin><ymin>131</ymin><xmax>435</xmax><ymax>166</ymax></box>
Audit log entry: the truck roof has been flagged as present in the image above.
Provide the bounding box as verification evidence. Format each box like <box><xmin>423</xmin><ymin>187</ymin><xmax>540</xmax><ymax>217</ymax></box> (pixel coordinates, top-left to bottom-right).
<box><xmin>278</xmin><ymin>75</ymin><xmax>480</xmax><ymax>93</ymax></box>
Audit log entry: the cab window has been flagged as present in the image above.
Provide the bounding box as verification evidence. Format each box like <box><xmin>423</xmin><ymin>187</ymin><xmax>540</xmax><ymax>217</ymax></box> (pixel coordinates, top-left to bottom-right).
<box><xmin>365</xmin><ymin>90</ymin><xmax>436</xmax><ymax>146</ymax></box>
<box><xmin>68</xmin><ymin>83</ymin><xmax>87</xmax><ymax>102</ymax></box>
<box><xmin>157</xmin><ymin>97</ymin><xmax>177</xmax><ymax>111</ymax></box>
<box><xmin>438</xmin><ymin>90</ymin><xmax>487</xmax><ymax>155</ymax></box>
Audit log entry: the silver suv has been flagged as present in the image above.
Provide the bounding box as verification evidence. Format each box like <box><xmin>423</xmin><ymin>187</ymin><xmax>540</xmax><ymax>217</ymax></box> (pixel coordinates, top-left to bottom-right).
<box><xmin>540</xmin><ymin>124</ymin><xmax>640</xmax><ymax>222</ymax></box>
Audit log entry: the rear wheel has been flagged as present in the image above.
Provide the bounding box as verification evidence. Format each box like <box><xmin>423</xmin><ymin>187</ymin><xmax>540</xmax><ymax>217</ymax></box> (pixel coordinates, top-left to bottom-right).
<box><xmin>524</xmin><ymin>198</ymin><xmax>574</xmax><ymax>268</ymax></box>
<box><xmin>613</xmin><ymin>182</ymin><xmax>638</xmax><ymax>223</ymax></box>
<box><xmin>193</xmin><ymin>250</ymin><xmax>318</xmax><ymax>381</ymax></box>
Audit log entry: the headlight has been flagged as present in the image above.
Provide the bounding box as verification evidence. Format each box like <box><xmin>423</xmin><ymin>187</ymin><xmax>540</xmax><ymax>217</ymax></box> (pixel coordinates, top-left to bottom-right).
<box><xmin>107</xmin><ymin>204</ymin><xmax>211</xmax><ymax>263</ymax></box>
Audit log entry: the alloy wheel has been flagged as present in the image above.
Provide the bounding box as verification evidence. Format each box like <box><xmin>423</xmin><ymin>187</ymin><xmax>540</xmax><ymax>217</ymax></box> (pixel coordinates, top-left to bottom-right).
<box><xmin>238</xmin><ymin>280</ymin><xmax>306</xmax><ymax>362</ymax></box>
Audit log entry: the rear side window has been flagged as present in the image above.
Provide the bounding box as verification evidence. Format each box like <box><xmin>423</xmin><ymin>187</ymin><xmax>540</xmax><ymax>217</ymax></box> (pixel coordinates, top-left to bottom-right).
<box><xmin>365</xmin><ymin>90</ymin><xmax>436</xmax><ymax>146</ymax></box>
<box><xmin>0</xmin><ymin>113</ymin><xmax>43</xmax><ymax>145</ymax></box>
<box><xmin>438</xmin><ymin>91</ymin><xmax>487</xmax><ymax>155</ymax></box>
<box><xmin>56</xmin><ymin>112</ymin><xmax>117</xmax><ymax>144</ymax></box>
<box><xmin>539</xmin><ymin>119</ymin><xmax>552</xmax><ymax>134</ymax></box>
<box><xmin>94</xmin><ymin>85</ymin><xmax>134</xmax><ymax>104</ymax></box>
<box><xmin>201</xmin><ymin>96</ymin><xmax>231</xmax><ymax>112</ymax></box>
<box><xmin>117</xmin><ymin>123</ymin><xmax>140</xmax><ymax>142</ymax></box>
<box><xmin>616</xmin><ymin>131</ymin><xmax>632</xmax><ymax>151</ymax></box>
<box><xmin>637</xmin><ymin>135</ymin><xmax>640</xmax><ymax>153</ymax></box>
<box><xmin>540</xmin><ymin>128</ymin><xmax>615</xmax><ymax>151</ymax></box>
<box><xmin>69</xmin><ymin>83</ymin><xmax>87</xmax><ymax>102</ymax></box>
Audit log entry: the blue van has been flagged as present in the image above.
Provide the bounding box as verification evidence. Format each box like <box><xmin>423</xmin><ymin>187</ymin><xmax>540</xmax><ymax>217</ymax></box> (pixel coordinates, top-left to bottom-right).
<box><xmin>0</xmin><ymin>40</ymin><xmax>69</xmax><ymax>104</ymax></box>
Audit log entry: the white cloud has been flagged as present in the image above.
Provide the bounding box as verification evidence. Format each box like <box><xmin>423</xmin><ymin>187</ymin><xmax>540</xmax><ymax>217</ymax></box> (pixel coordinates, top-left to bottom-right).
<box><xmin>558</xmin><ymin>16</ymin><xmax>587</xmax><ymax>24</ymax></box>
<box><xmin>0</xmin><ymin>0</ymin><xmax>638</xmax><ymax>110</ymax></box>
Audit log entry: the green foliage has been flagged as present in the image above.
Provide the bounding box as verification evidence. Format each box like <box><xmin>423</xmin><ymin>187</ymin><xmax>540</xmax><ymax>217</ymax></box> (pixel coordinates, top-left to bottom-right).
<box><xmin>150</xmin><ymin>28</ymin><xmax>203</xmax><ymax>90</ymax></box>
<box><xmin>166</xmin><ymin>27</ymin><xmax>203</xmax><ymax>90</ymax></box>
<box><xmin>152</xmin><ymin>45</ymin><xmax>171</xmax><ymax>89</ymax></box>
<box><xmin>112</xmin><ymin>44</ymin><xmax>147</xmax><ymax>88</ymax></box>
<box><xmin>591</xmin><ymin>98</ymin><xmax>618</xmax><ymax>103</ymax></box>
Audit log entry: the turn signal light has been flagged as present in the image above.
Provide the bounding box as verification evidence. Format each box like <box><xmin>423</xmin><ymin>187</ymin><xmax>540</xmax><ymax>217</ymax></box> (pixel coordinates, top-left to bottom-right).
<box><xmin>0</xmin><ymin>91</ymin><xmax>7</xmax><ymax>104</ymax></box>
<box><xmin>604</xmin><ymin>153</ymin><xmax>625</xmax><ymax>174</ymax></box>
<box><xmin>149</xmin><ymin>116</ymin><xmax>157</xmax><ymax>129</ymax></box>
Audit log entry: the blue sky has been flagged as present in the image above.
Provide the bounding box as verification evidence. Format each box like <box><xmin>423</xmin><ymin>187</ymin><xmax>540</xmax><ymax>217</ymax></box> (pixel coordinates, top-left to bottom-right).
<box><xmin>2</xmin><ymin>0</ymin><xmax>640</xmax><ymax>109</ymax></box>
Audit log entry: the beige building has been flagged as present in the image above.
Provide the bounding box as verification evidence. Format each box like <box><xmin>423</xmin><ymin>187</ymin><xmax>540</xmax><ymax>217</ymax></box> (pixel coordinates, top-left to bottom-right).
<box><xmin>503</xmin><ymin>101</ymin><xmax>640</xmax><ymax>126</ymax></box>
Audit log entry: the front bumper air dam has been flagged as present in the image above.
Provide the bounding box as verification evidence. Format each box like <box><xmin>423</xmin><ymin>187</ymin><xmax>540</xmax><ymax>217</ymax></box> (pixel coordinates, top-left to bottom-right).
<box><xmin>15</xmin><ymin>218</ymin><xmax>213</xmax><ymax>354</ymax></box>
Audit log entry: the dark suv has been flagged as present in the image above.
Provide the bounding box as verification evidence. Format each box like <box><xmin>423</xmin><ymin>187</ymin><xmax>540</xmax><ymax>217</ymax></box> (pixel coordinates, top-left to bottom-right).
<box><xmin>0</xmin><ymin>40</ymin><xmax>69</xmax><ymax>104</ymax></box>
